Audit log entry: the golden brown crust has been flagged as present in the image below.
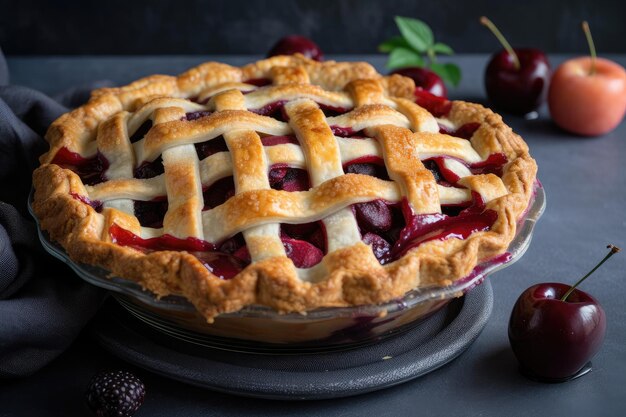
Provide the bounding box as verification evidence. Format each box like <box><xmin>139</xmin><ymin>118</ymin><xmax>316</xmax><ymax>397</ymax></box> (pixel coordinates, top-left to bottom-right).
<box><xmin>32</xmin><ymin>55</ymin><xmax>538</xmax><ymax>321</ymax></box>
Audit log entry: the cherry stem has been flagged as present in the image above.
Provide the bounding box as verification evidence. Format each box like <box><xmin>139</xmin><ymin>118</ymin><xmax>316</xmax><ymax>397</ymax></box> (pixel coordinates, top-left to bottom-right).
<box><xmin>561</xmin><ymin>245</ymin><xmax>621</xmax><ymax>302</ymax></box>
<box><xmin>582</xmin><ymin>21</ymin><xmax>597</xmax><ymax>76</ymax></box>
<box><xmin>480</xmin><ymin>16</ymin><xmax>520</xmax><ymax>70</ymax></box>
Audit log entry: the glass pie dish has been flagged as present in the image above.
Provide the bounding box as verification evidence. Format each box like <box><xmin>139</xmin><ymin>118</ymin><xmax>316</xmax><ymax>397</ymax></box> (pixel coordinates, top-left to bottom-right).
<box><xmin>29</xmin><ymin>182</ymin><xmax>545</xmax><ymax>352</ymax></box>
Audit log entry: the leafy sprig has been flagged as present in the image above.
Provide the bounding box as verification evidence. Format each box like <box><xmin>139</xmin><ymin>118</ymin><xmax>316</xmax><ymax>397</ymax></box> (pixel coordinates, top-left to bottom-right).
<box><xmin>379</xmin><ymin>16</ymin><xmax>462</xmax><ymax>87</ymax></box>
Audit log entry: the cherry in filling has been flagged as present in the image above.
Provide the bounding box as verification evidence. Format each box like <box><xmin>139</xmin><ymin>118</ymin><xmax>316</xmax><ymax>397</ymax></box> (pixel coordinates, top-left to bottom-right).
<box><xmin>70</xmin><ymin>193</ymin><xmax>102</xmax><ymax>212</ymax></box>
<box><xmin>134</xmin><ymin>157</ymin><xmax>164</xmax><ymax>179</ymax></box>
<box><xmin>343</xmin><ymin>157</ymin><xmax>390</xmax><ymax>181</ymax></box>
<box><xmin>389</xmin><ymin>197</ymin><xmax>498</xmax><ymax>262</ymax></box>
<box><xmin>108</xmin><ymin>224</ymin><xmax>247</xmax><ymax>280</ymax></box>
<box><xmin>221</xmin><ymin>223</ymin><xmax>327</xmax><ymax>269</ymax></box>
<box><xmin>134</xmin><ymin>199</ymin><xmax>168</xmax><ymax>229</ymax></box>
<box><xmin>423</xmin><ymin>154</ymin><xmax>508</xmax><ymax>184</ymax></box>
<box><xmin>129</xmin><ymin>120</ymin><xmax>152</xmax><ymax>143</ymax></box>
<box><xmin>185</xmin><ymin>110</ymin><xmax>212</xmax><ymax>121</ymax></box>
<box><xmin>319</xmin><ymin>103</ymin><xmax>351</xmax><ymax>118</ymax></box>
<box><xmin>261</xmin><ymin>135</ymin><xmax>299</xmax><ymax>146</ymax></box>
<box><xmin>355</xmin><ymin>197</ymin><xmax>497</xmax><ymax>265</ymax></box>
<box><xmin>203</xmin><ymin>176</ymin><xmax>236</xmax><ymax>210</ymax></box>
<box><xmin>414</xmin><ymin>88</ymin><xmax>452</xmax><ymax>117</ymax></box>
<box><xmin>195</xmin><ymin>136</ymin><xmax>228</xmax><ymax>160</ymax></box>
<box><xmin>250</xmin><ymin>100</ymin><xmax>289</xmax><ymax>121</ymax></box>
<box><xmin>439</xmin><ymin>122</ymin><xmax>481</xmax><ymax>139</ymax></box>
<box><xmin>243</xmin><ymin>78</ymin><xmax>272</xmax><ymax>87</ymax></box>
<box><xmin>250</xmin><ymin>101</ymin><xmax>351</xmax><ymax>123</ymax></box>
<box><xmin>268</xmin><ymin>165</ymin><xmax>310</xmax><ymax>191</ymax></box>
<box><xmin>344</xmin><ymin>154</ymin><xmax>504</xmax><ymax>265</ymax></box>
<box><xmin>51</xmin><ymin>148</ymin><xmax>109</xmax><ymax>185</ymax></box>
<box><xmin>330</xmin><ymin>126</ymin><xmax>367</xmax><ymax>138</ymax></box>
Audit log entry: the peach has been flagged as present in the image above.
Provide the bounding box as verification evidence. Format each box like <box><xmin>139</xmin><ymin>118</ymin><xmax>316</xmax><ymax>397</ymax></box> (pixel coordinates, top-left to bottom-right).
<box><xmin>548</xmin><ymin>57</ymin><xmax>626</xmax><ymax>136</ymax></box>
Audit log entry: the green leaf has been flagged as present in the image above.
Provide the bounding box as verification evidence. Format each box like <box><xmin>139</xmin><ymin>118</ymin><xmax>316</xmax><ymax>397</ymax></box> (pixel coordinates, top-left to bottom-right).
<box><xmin>432</xmin><ymin>42</ymin><xmax>454</xmax><ymax>55</ymax></box>
<box><xmin>386</xmin><ymin>47</ymin><xmax>425</xmax><ymax>69</ymax></box>
<box><xmin>378</xmin><ymin>36</ymin><xmax>411</xmax><ymax>53</ymax></box>
<box><xmin>394</xmin><ymin>16</ymin><xmax>434</xmax><ymax>53</ymax></box>
<box><xmin>430</xmin><ymin>62</ymin><xmax>462</xmax><ymax>87</ymax></box>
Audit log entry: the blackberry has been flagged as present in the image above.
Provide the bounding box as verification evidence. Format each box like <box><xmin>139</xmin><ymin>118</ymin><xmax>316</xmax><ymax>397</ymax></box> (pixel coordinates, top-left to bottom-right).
<box><xmin>85</xmin><ymin>370</ymin><xmax>145</xmax><ymax>417</ymax></box>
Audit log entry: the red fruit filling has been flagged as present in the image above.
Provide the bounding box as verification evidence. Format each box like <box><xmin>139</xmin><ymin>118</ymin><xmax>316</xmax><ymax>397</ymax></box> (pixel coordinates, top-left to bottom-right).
<box><xmin>203</xmin><ymin>176</ymin><xmax>236</xmax><ymax>210</ymax></box>
<box><xmin>185</xmin><ymin>110</ymin><xmax>212</xmax><ymax>121</ymax></box>
<box><xmin>354</xmin><ymin>200</ymin><xmax>393</xmax><ymax>233</ymax></box>
<box><xmin>343</xmin><ymin>157</ymin><xmax>389</xmax><ymax>180</ymax></box>
<box><xmin>134</xmin><ymin>199</ymin><xmax>168</xmax><ymax>228</ymax></box>
<box><xmin>281</xmin><ymin>236</ymin><xmax>325</xmax><ymax>268</ymax></box>
<box><xmin>268</xmin><ymin>165</ymin><xmax>310</xmax><ymax>191</ymax></box>
<box><xmin>438</xmin><ymin>122</ymin><xmax>481</xmax><ymax>139</ymax></box>
<box><xmin>109</xmin><ymin>224</ymin><xmax>247</xmax><ymax>279</ymax></box>
<box><xmin>51</xmin><ymin>147</ymin><xmax>109</xmax><ymax>185</ymax></box>
<box><xmin>250</xmin><ymin>100</ymin><xmax>289</xmax><ymax>121</ymax></box>
<box><xmin>70</xmin><ymin>192</ymin><xmax>102</xmax><ymax>212</ymax></box>
<box><xmin>129</xmin><ymin>120</ymin><xmax>153</xmax><ymax>143</ymax></box>
<box><xmin>260</xmin><ymin>135</ymin><xmax>299</xmax><ymax>146</ymax></box>
<box><xmin>195</xmin><ymin>136</ymin><xmax>228</xmax><ymax>160</ymax></box>
<box><xmin>250</xmin><ymin>101</ymin><xmax>351</xmax><ymax>123</ymax></box>
<box><xmin>422</xmin><ymin>159</ymin><xmax>454</xmax><ymax>187</ymax></box>
<box><xmin>414</xmin><ymin>88</ymin><xmax>452</xmax><ymax>117</ymax></box>
<box><xmin>356</xmin><ymin>195</ymin><xmax>497</xmax><ymax>265</ymax></box>
<box><xmin>191</xmin><ymin>251</ymin><xmax>249</xmax><ymax>279</ymax></box>
<box><xmin>354</xmin><ymin>201</ymin><xmax>403</xmax><ymax>263</ymax></box>
<box><xmin>330</xmin><ymin>126</ymin><xmax>368</xmax><ymax>137</ymax></box>
<box><xmin>110</xmin><ymin>223</ymin><xmax>214</xmax><ymax>252</ymax></box>
<box><xmin>134</xmin><ymin>157</ymin><xmax>164</xmax><ymax>179</ymax></box>
<box><xmin>423</xmin><ymin>154</ymin><xmax>508</xmax><ymax>184</ymax></box>
<box><xmin>319</xmin><ymin>104</ymin><xmax>351</xmax><ymax>118</ymax></box>
<box><xmin>388</xmin><ymin>197</ymin><xmax>497</xmax><ymax>262</ymax></box>
<box><xmin>362</xmin><ymin>232</ymin><xmax>392</xmax><ymax>261</ymax></box>
<box><xmin>282</xmin><ymin>221</ymin><xmax>327</xmax><ymax>257</ymax></box>
<box><xmin>217</xmin><ymin>222</ymin><xmax>327</xmax><ymax>269</ymax></box>
<box><xmin>243</xmin><ymin>78</ymin><xmax>272</xmax><ymax>87</ymax></box>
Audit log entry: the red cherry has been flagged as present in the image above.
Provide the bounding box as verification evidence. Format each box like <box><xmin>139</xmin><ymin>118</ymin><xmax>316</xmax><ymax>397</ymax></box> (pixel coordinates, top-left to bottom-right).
<box><xmin>480</xmin><ymin>17</ymin><xmax>550</xmax><ymax>114</ymax></box>
<box><xmin>308</xmin><ymin>227</ymin><xmax>327</xmax><ymax>252</ymax></box>
<box><xmin>268</xmin><ymin>35</ymin><xmax>324</xmax><ymax>61</ymax></box>
<box><xmin>268</xmin><ymin>167</ymin><xmax>310</xmax><ymax>192</ymax></box>
<box><xmin>509</xmin><ymin>245</ymin><xmax>620</xmax><ymax>381</ymax></box>
<box><xmin>219</xmin><ymin>233</ymin><xmax>245</xmax><ymax>254</ymax></box>
<box><xmin>193</xmin><ymin>251</ymin><xmax>248</xmax><ymax>280</ymax></box>
<box><xmin>232</xmin><ymin>245</ymin><xmax>251</xmax><ymax>263</ymax></box>
<box><xmin>203</xmin><ymin>176</ymin><xmax>235</xmax><ymax>210</ymax></box>
<box><xmin>281</xmin><ymin>222</ymin><xmax>318</xmax><ymax>239</ymax></box>
<box><xmin>354</xmin><ymin>200</ymin><xmax>393</xmax><ymax>233</ymax></box>
<box><xmin>344</xmin><ymin>162</ymin><xmax>389</xmax><ymax>180</ymax></box>
<box><xmin>509</xmin><ymin>283</ymin><xmax>606</xmax><ymax>380</ymax></box>
<box><xmin>362</xmin><ymin>232</ymin><xmax>391</xmax><ymax>262</ymax></box>
<box><xmin>413</xmin><ymin>89</ymin><xmax>452</xmax><ymax>117</ymax></box>
<box><xmin>281</xmin><ymin>237</ymin><xmax>324</xmax><ymax>268</ymax></box>
<box><xmin>391</xmin><ymin>67</ymin><xmax>448</xmax><ymax>98</ymax></box>
<box><xmin>485</xmin><ymin>48</ymin><xmax>550</xmax><ymax>114</ymax></box>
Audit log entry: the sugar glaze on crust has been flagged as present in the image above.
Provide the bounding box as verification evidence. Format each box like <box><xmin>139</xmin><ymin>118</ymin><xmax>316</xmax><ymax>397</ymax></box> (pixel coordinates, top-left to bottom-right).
<box><xmin>33</xmin><ymin>55</ymin><xmax>537</xmax><ymax>321</ymax></box>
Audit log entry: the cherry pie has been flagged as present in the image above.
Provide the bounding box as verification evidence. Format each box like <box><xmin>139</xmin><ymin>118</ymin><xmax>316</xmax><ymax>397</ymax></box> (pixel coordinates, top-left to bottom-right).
<box><xmin>32</xmin><ymin>55</ymin><xmax>537</xmax><ymax>321</ymax></box>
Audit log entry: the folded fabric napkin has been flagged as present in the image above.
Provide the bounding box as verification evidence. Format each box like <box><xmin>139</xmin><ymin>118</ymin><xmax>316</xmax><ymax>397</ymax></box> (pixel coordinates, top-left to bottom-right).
<box><xmin>0</xmin><ymin>48</ymin><xmax>109</xmax><ymax>377</ymax></box>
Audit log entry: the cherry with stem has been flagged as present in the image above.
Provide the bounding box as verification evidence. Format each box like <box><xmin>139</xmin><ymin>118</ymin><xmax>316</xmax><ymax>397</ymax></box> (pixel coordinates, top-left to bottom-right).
<box><xmin>479</xmin><ymin>16</ymin><xmax>550</xmax><ymax>114</ymax></box>
<box><xmin>561</xmin><ymin>244</ymin><xmax>620</xmax><ymax>301</ymax></box>
<box><xmin>480</xmin><ymin>16</ymin><xmax>520</xmax><ymax>70</ymax></box>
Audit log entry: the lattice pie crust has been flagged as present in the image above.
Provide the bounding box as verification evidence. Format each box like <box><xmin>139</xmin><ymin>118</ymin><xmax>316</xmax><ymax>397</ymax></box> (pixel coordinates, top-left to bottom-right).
<box><xmin>32</xmin><ymin>55</ymin><xmax>537</xmax><ymax>321</ymax></box>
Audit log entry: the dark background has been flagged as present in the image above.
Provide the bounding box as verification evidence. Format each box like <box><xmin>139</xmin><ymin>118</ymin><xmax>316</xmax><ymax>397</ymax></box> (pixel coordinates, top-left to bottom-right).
<box><xmin>1</xmin><ymin>0</ymin><xmax>624</xmax><ymax>55</ymax></box>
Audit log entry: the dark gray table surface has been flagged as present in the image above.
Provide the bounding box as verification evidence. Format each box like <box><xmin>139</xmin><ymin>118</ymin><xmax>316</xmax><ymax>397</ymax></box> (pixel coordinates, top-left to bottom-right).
<box><xmin>2</xmin><ymin>54</ymin><xmax>625</xmax><ymax>417</ymax></box>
